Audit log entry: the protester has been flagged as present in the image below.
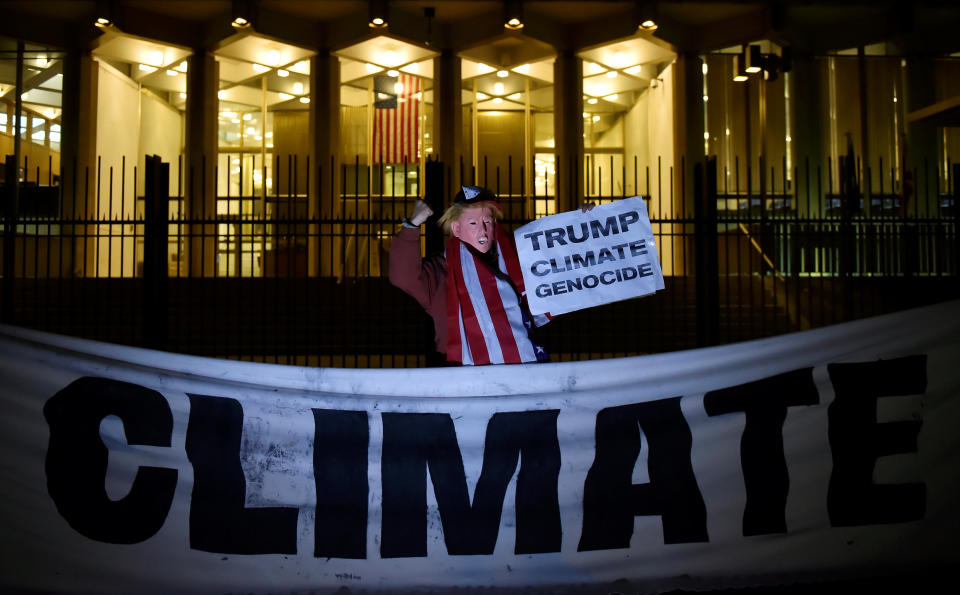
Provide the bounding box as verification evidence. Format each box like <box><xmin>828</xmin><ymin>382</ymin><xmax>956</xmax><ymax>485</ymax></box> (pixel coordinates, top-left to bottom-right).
<box><xmin>389</xmin><ymin>186</ymin><xmax>553</xmax><ymax>366</ymax></box>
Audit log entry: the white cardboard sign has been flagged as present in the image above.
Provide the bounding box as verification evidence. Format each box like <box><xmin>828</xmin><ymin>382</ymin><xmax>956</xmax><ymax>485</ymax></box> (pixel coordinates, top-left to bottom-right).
<box><xmin>514</xmin><ymin>196</ymin><xmax>665</xmax><ymax>315</ymax></box>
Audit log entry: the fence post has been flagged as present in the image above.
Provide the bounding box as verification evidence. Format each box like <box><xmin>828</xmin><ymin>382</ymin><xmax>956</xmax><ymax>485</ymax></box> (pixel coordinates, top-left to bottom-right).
<box><xmin>839</xmin><ymin>151</ymin><xmax>856</xmax><ymax>319</ymax></box>
<box><xmin>954</xmin><ymin>164</ymin><xmax>959</xmax><ymax>286</ymax></box>
<box><xmin>422</xmin><ymin>160</ymin><xmax>445</xmax><ymax>365</ymax></box>
<box><xmin>143</xmin><ymin>155</ymin><xmax>169</xmax><ymax>350</ymax></box>
<box><xmin>695</xmin><ymin>157</ymin><xmax>719</xmax><ymax>347</ymax></box>
<box><xmin>2</xmin><ymin>155</ymin><xmax>18</xmax><ymax>324</ymax></box>
<box><xmin>424</xmin><ymin>160</ymin><xmax>444</xmax><ymax>255</ymax></box>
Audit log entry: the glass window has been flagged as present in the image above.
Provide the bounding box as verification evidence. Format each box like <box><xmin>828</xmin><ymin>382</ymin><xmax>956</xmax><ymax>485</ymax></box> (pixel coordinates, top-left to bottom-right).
<box><xmin>31</xmin><ymin>115</ymin><xmax>45</xmax><ymax>144</ymax></box>
<box><xmin>462</xmin><ymin>57</ymin><xmax>554</xmax><ymax>218</ymax></box>
<box><xmin>338</xmin><ymin>53</ymin><xmax>432</xmax><ymax>199</ymax></box>
<box><xmin>0</xmin><ymin>40</ymin><xmax>64</xmax><ymax>192</ymax></box>
<box><xmin>704</xmin><ymin>44</ymin><xmax>789</xmax><ymax>206</ymax></box>
<box><xmin>580</xmin><ymin>40</ymin><xmax>677</xmax><ymax>202</ymax></box>
<box><xmin>49</xmin><ymin>122</ymin><xmax>60</xmax><ymax>151</ymax></box>
<box><xmin>212</xmin><ymin>38</ymin><xmax>315</xmax><ymax>277</ymax></box>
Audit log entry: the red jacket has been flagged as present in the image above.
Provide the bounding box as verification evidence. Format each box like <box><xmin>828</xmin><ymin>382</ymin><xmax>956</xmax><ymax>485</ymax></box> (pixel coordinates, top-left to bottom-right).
<box><xmin>389</xmin><ymin>226</ymin><xmax>448</xmax><ymax>354</ymax></box>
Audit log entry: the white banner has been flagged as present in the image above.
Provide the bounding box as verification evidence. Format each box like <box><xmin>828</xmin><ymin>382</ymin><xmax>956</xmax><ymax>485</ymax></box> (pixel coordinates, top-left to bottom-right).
<box><xmin>514</xmin><ymin>196</ymin><xmax>665</xmax><ymax>315</ymax></box>
<box><xmin>1</xmin><ymin>301</ymin><xmax>959</xmax><ymax>594</ymax></box>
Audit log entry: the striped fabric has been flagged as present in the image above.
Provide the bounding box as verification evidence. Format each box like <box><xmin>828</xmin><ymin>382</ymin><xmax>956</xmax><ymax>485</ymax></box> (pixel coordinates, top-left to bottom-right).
<box><xmin>372</xmin><ymin>73</ymin><xmax>421</xmax><ymax>165</ymax></box>
<box><xmin>445</xmin><ymin>228</ymin><xmax>549</xmax><ymax>365</ymax></box>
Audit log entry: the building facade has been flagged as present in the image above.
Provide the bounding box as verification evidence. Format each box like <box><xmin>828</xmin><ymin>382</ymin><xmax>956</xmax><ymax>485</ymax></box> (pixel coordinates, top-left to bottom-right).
<box><xmin>1</xmin><ymin>1</ymin><xmax>958</xmax><ymax>364</ymax></box>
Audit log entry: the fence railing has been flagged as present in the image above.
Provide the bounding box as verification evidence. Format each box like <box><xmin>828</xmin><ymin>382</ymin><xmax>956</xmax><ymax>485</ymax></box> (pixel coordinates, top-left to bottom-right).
<box><xmin>1</xmin><ymin>153</ymin><xmax>957</xmax><ymax>367</ymax></box>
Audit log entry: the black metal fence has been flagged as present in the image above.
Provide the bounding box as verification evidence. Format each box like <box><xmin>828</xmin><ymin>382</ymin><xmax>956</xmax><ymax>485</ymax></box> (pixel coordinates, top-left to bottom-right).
<box><xmin>1</xmin><ymin>152</ymin><xmax>957</xmax><ymax>367</ymax></box>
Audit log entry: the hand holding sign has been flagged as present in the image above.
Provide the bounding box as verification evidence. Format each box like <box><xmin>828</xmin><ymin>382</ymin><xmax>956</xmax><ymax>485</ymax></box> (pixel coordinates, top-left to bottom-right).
<box><xmin>514</xmin><ymin>196</ymin><xmax>664</xmax><ymax>315</ymax></box>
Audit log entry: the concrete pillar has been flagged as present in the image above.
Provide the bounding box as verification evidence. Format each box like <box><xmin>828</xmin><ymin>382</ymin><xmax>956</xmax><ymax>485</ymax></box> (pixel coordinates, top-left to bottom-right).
<box><xmin>676</xmin><ymin>52</ymin><xmax>705</xmax><ymax>218</ymax></box>
<box><xmin>184</xmin><ymin>51</ymin><xmax>218</xmax><ymax>276</ymax></box>
<box><xmin>59</xmin><ymin>49</ymin><xmax>98</xmax><ymax>276</ymax></box>
<box><xmin>553</xmin><ymin>50</ymin><xmax>583</xmax><ymax>213</ymax></box>
<box><xmin>434</xmin><ymin>49</ymin><xmax>462</xmax><ymax>198</ymax></box>
<box><xmin>309</xmin><ymin>52</ymin><xmax>340</xmax><ymax>276</ymax></box>
<box><xmin>902</xmin><ymin>57</ymin><xmax>937</xmax><ymax>217</ymax></box>
<box><xmin>789</xmin><ymin>53</ymin><xmax>826</xmax><ymax>217</ymax></box>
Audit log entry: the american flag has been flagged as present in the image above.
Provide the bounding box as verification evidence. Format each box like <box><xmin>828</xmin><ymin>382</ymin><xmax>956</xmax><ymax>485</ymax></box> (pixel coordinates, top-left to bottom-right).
<box><xmin>372</xmin><ymin>73</ymin><xmax>421</xmax><ymax>165</ymax></box>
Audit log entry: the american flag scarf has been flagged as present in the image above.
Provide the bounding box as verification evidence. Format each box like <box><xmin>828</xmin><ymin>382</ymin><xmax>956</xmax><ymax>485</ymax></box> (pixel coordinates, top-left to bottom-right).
<box><xmin>445</xmin><ymin>226</ymin><xmax>550</xmax><ymax>365</ymax></box>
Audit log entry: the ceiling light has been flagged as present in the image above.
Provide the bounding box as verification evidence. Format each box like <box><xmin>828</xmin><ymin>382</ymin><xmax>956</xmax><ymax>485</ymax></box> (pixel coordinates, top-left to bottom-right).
<box><xmin>138</xmin><ymin>64</ymin><xmax>157</xmax><ymax>73</ymax></box>
<box><xmin>179</xmin><ymin>92</ymin><xmax>187</xmax><ymax>99</ymax></box>
<box><xmin>497</xmin><ymin>70</ymin><xmax>509</xmax><ymax>78</ymax></box>
<box><xmin>369</xmin><ymin>0</ymin><xmax>388</xmax><ymax>28</ymax></box>
<box><xmin>387</xmin><ymin>69</ymin><xmax>399</xmax><ymax>77</ymax></box>
<box><xmin>637</xmin><ymin>0</ymin><xmax>658</xmax><ymax>32</ymax></box>
<box><xmin>299</xmin><ymin>97</ymin><xmax>310</xmax><ymax>103</ymax></box>
<box><xmin>612</xmin><ymin>52</ymin><xmax>627</xmax><ymax>68</ymax></box>
<box><xmin>592</xmin><ymin>115</ymin><xmax>600</xmax><ymax>122</ymax></box>
<box><xmin>218</xmin><ymin>90</ymin><xmax>227</xmax><ymax>99</ymax></box>
<box><xmin>267</xmin><ymin>50</ymin><xmax>281</xmax><ymax>66</ymax></box>
<box><xmin>277</xmin><ymin>69</ymin><xmax>289</xmax><ymax>77</ymax></box>
<box><xmin>293</xmin><ymin>82</ymin><xmax>304</xmax><ymax>94</ymax></box>
<box><xmin>494</xmin><ymin>82</ymin><xmax>504</xmax><ymax>95</ymax></box>
<box><xmin>252</xmin><ymin>63</ymin><xmax>270</xmax><ymax>73</ymax></box>
<box><xmin>504</xmin><ymin>0</ymin><xmax>524</xmax><ymax>29</ymax></box>
<box><xmin>243</xmin><ymin>113</ymin><xmax>252</xmax><ymax>120</ymax></box>
<box><xmin>605</xmin><ymin>93</ymin><xmax>618</xmax><ymax>101</ymax></box>
<box><xmin>605</xmin><ymin>70</ymin><xmax>618</xmax><ymax>79</ymax></box>
<box><xmin>94</xmin><ymin>0</ymin><xmax>115</xmax><ymax>28</ymax></box>
<box><xmin>508</xmin><ymin>92</ymin><xmax>522</xmax><ymax>100</ymax></box>
<box><xmin>476</xmin><ymin>92</ymin><xmax>489</xmax><ymax>100</ymax></box>
<box><xmin>587</xmin><ymin>97</ymin><xmax>598</xmax><ymax>105</ymax></box>
<box><xmin>231</xmin><ymin>0</ymin><xmax>252</xmax><ymax>28</ymax></box>
<box><xmin>493</xmin><ymin>97</ymin><xmax>503</xmax><ymax>104</ymax></box>
<box><xmin>383</xmin><ymin>50</ymin><xmax>397</xmax><ymax>66</ymax></box>
<box><xmin>394</xmin><ymin>82</ymin><xmax>404</xmax><ymax>94</ymax></box>
<box><xmin>278</xmin><ymin>92</ymin><xmax>292</xmax><ymax>100</ymax></box>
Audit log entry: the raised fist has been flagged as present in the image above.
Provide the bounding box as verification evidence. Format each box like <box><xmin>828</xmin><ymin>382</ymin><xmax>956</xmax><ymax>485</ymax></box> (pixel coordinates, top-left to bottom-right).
<box><xmin>408</xmin><ymin>199</ymin><xmax>434</xmax><ymax>226</ymax></box>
